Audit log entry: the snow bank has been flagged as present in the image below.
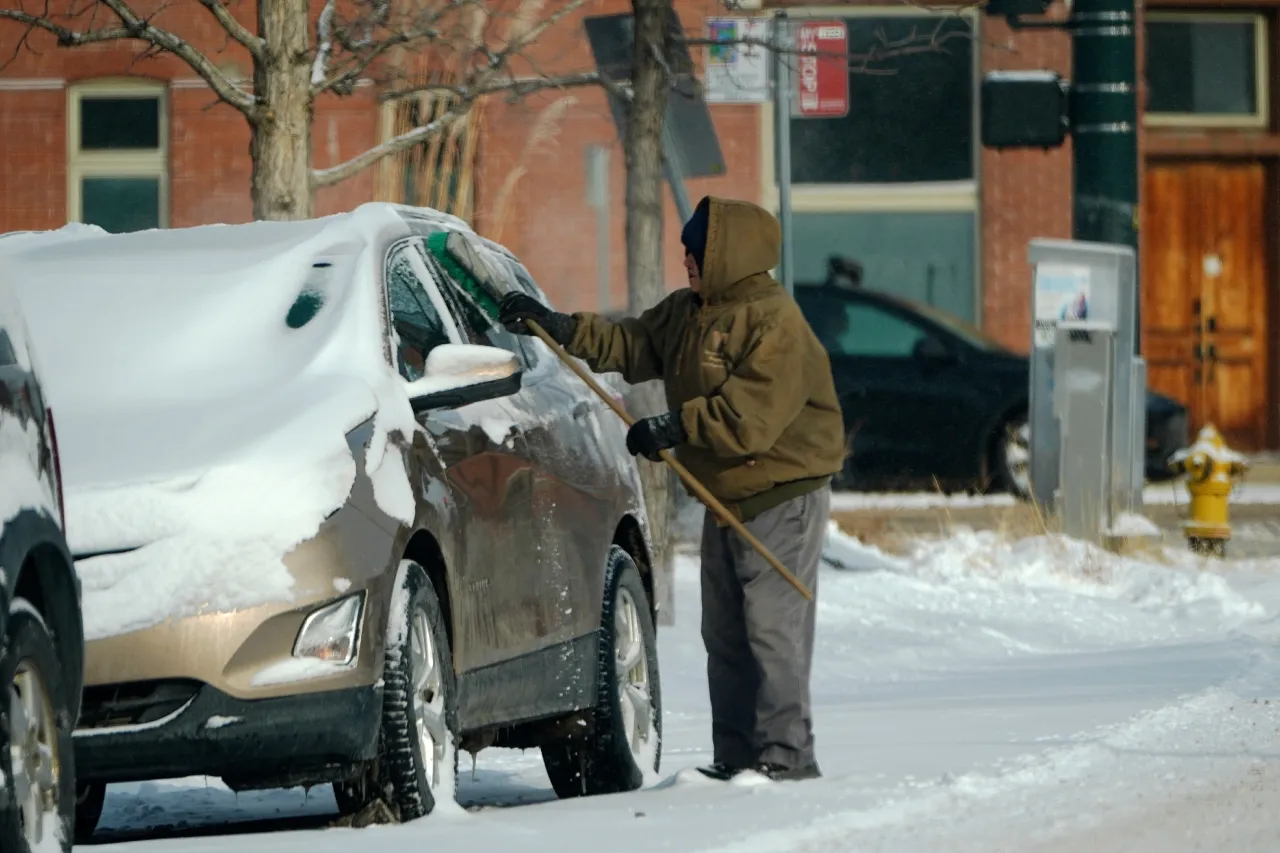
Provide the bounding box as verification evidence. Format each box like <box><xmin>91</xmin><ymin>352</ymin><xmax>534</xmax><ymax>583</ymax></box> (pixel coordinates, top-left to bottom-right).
<box><xmin>812</xmin><ymin>524</ymin><xmax>1265</xmax><ymax>665</ymax></box>
<box><xmin>821</xmin><ymin>521</ymin><xmax>906</xmax><ymax>573</ymax></box>
<box><xmin>2</xmin><ymin>204</ymin><xmax>472</xmax><ymax>638</ymax></box>
<box><xmin>903</xmin><ymin>530</ymin><xmax>1262</xmax><ymax>622</ymax></box>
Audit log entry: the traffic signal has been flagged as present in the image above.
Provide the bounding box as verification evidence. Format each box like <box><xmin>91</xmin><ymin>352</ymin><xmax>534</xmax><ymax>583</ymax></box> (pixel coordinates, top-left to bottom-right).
<box><xmin>982</xmin><ymin>0</ymin><xmax>1054</xmax><ymax>19</ymax></box>
<box><xmin>981</xmin><ymin>71</ymin><xmax>1069</xmax><ymax>150</ymax></box>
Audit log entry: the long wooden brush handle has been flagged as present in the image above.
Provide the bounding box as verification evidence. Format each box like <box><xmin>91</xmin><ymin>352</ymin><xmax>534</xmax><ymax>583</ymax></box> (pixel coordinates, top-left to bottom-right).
<box><xmin>524</xmin><ymin>320</ymin><xmax>815</xmax><ymax>602</ymax></box>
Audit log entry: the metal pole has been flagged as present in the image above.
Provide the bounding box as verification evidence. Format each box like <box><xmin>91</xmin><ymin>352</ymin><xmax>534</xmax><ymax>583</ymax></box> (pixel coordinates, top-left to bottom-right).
<box><xmin>773</xmin><ymin>10</ymin><xmax>794</xmax><ymax>295</ymax></box>
<box><xmin>586</xmin><ymin>145</ymin><xmax>611</xmax><ymax>311</ymax></box>
<box><xmin>1070</xmin><ymin>0</ymin><xmax>1139</xmax><ymax>353</ymax></box>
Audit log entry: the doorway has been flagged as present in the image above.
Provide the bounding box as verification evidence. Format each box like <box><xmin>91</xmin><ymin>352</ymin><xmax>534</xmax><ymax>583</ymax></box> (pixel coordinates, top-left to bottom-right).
<box><xmin>1141</xmin><ymin>160</ymin><xmax>1271</xmax><ymax>450</ymax></box>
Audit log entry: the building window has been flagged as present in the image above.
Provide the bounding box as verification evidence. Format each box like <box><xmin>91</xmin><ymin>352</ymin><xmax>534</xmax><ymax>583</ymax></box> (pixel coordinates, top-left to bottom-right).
<box><xmin>766</xmin><ymin>9</ymin><xmax>980</xmax><ymax>322</ymax></box>
<box><xmin>375</xmin><ymin>92</ymin><xmax>479</xmax><ymax>222</ymax></box>
<box><xmin>67</xmin><ymin>82</ymin><xmax>167</xmax><ymax>233</ymax></box>
<box><xmin>789</xmin><ymin>15</ymin><xmax>974</xmax><ymax>185</ymax></box>
<box><xmin>1145</xmin><ymin>14</ymin><xmax>1268</xmax><ymax>127</ymax></box>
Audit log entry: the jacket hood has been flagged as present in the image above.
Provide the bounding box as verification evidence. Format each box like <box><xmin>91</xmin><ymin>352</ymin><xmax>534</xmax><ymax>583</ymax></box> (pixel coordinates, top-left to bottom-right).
<box><xmin>699</xmin><ymin>196</ymin><xmax>781</xmax><ymax>304</ymax></box>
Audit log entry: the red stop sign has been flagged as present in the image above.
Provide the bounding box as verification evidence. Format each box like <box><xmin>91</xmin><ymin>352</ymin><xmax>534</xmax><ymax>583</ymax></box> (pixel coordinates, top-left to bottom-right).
<box><xmin>795</xmin><ymin>20</ymin><xmax>849</xmax><ymax>119</ymax></box>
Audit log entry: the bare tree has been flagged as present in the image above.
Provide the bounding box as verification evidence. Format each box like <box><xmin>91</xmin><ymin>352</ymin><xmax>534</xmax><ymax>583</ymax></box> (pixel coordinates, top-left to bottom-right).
<box><xmin>623</xmin><ymin>0</ymin><xmax>676</xmax><ymax>615</ymax></box>
<box><xmin>0</xmin><ymin>0</ymin><xmax>598</xmax><ymax>220</ymax></box>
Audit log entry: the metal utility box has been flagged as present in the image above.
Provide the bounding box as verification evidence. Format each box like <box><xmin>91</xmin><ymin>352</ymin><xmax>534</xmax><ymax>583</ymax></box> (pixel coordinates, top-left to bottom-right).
<box><xmin>1054</xmin><ymin>321</ymin><xmax>1115</xmax><ymax>545</ymax></box>
<box><xmin>1027</xmin><ymin>239</ymin><xmax>1142</xmax><ymax>517</ymax></box>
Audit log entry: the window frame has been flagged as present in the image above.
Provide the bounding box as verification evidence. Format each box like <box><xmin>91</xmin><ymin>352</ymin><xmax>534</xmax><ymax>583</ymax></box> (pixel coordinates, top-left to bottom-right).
<box><xmin>67</xmin><ymin>79</ymin><xmax>170</xmax><ymax>230</ymax></box>
<box><xmin>758</xmin><ymin>5</ymin><xmax>982</xmax><ymax>325</ymax></box>
<box><xmin>381</xmin><ymin>239</ymin><xmax>465</xmax><ymax>379</ymax></box>
<box><xmin>1144</xmin><ymin>12</ymin><xmax>1270</xmax><ymax>129</ymax></box>
<box><xmin>759</xmin><ymin>5</ymin><xmax>981</xmax><ymax>210</ymax></box>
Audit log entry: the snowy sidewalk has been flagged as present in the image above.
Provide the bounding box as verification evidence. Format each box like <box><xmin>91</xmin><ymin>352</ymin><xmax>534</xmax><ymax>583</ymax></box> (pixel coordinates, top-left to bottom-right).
<box><xmin>90</xmin><ymin>533</ymin><xmax>1280</xmax><ymax>852</ymax></box>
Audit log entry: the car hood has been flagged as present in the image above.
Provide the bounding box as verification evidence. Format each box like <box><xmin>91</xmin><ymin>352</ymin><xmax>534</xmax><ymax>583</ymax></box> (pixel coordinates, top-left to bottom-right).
<box><xmin>62</xmin><ymin>374</ymin><xmax>377</xmax><ymax>556</ymax></box>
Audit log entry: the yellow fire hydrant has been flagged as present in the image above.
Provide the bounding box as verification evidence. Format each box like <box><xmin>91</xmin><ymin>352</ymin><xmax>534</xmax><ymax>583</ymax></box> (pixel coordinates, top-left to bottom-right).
<box><xmin>1167</xmin><ymin>424</ymin><xmax>1248</xmax><ymax>558</ymax></box>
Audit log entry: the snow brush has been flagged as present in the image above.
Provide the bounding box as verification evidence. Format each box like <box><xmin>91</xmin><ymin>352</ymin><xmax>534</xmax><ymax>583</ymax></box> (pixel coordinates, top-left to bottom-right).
<box><xmin>428</xmin><ymin>231</ymin><xmax>814</xmax><ymax>602</ymax></box>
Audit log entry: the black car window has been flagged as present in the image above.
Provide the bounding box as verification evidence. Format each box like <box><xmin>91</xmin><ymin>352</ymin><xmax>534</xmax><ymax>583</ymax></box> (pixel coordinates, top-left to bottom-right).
<box><xmin>386</xmin><ymin>246</ymin><xmax>451</xmax><ymax>381</ymax></box>
<box><xmin>804</xmin><ymin>294</ymin><xmax>926</xmax><ymax>357</ymax></box>
<box><xmin>415</xmin><ymin>241</ymin><xmax>528</xmax><ymax>369</ymax></box>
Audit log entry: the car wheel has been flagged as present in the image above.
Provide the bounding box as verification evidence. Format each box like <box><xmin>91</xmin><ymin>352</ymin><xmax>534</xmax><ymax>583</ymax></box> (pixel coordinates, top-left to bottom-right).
<box><xmin>1</xmin><ymin>605</ymin><xmax>75</xmax><ymax>853</ymax></box>
<box><xmin>542</xmin><ymin>546</ymin><xmax>662</xmax><ymax>798</ymax></box>
<box><xmin>373</xmin><ymin>561</ymin><xmax>458</xmax><ymax>822</ymax></box>
<box><xmin>73</xmin><ymin>782</ymin><xmax>105</xmax><ymax>843</ymax></box>
<box><xmin>995</xmin><ymin>415</ymin><xmax>1032</xmax><ymax>501</ymax></box>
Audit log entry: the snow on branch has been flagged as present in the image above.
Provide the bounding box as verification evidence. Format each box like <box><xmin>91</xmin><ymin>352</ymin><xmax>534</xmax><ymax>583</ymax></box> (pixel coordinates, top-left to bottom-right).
<box><xmin>310</xmin><ymin>0</ymin><xmax>335</xmax><ymax>87</ymax></box>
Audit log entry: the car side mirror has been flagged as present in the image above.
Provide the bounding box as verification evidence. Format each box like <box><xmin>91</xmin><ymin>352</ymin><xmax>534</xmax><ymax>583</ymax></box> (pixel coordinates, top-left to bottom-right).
<box><xmin>405</xmin><ymin>343</ymin><xmax>523</xmax><ymax>413</ymax></box>
<box><xmin>913</xmin><ymin>336</ymin><xmax>956</xmax><ymax>364</ymax></box>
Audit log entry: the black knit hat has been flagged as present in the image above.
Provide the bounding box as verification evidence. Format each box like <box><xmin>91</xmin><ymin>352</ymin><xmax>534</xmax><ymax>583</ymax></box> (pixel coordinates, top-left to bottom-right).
<box><xmin>681</xmin><ymin>197</ymin><xmax>711</xmax><ymax>274</ymax></box>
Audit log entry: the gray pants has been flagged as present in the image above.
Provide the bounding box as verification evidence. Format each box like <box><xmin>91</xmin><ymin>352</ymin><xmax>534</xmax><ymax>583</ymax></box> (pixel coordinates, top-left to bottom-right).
<box><xmin>700</xmin><ymin>486</ymin><xmax>828</xmax><ymax>770</ymax></box>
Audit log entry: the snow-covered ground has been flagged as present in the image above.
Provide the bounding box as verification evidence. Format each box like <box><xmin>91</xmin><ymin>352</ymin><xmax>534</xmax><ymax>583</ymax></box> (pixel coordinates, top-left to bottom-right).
<box><xmin>828</xmin><ymin>480</ymin><xmax>1280</xmax><ymax>512</ymax></box>
<box><xmin>90</xmin><ymin>530</ymin><xmax>1280</xmax><ymax>852</ymax></box>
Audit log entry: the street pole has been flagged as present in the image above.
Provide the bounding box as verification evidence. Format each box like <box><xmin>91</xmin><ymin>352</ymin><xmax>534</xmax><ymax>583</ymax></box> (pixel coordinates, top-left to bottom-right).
<box><xmin>1070</xmin><ymin>0</ymin><xmax>1139</xmax><ymax>353</ymax></box>
<box><xmin>773</xmin><ymin>10</ymin><xmax>794</xmax><ymax>295</ymax></box>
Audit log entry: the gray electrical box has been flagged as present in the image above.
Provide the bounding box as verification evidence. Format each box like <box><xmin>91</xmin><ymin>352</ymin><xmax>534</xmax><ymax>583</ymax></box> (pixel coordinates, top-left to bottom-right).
<box><xmin>1054</xmin><ymin>322</ymin><xmax>1115</xmax><ymax>545</ymax></box>
<box><xmin>1027</xmin><ymin>239</ymin><xmax>1143</xmax><ymax>521</ymax></box>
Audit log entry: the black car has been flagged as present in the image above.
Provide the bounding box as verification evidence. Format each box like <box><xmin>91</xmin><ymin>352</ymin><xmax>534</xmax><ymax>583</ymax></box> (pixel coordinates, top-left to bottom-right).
<box><xmin>0</xmin><ymin>279</ymin><xmax>83</xmax><ymax>853</ymax></box>
<box><xmin>794</xmin><ymin>260</ymin><xmax>1189</xmax><ymax>498</ymax></box>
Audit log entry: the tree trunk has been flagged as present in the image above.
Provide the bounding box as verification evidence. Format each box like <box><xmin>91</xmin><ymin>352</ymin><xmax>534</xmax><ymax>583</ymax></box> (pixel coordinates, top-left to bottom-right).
<box><xmin>251</xmin><ymin>0</ymin><xmax>314</xmax><ymax>221</ymax></box>
<box><xmin>625</xmin><ymin>0</ymin><xmax>676</xmax><ymax>625</ymax></box>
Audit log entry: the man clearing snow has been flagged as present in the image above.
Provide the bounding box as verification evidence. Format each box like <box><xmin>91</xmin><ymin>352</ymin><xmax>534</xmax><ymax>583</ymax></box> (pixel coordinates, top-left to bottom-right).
<box><xmin>499</xmin><ymin>195</ymin><xmax>846</xmax><ymax>782</ymax></box>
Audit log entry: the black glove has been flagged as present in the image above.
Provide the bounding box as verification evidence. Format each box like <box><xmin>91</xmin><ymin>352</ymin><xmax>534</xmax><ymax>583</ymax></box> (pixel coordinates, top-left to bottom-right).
<box><xmin>498</xmin><ymin>292</ymin><xmax>577</xmax><ymax>346</ymax></box>
<box><xmin>626</xmin><ymin>412</ymin><xmax>687</xmax><ymax>462</ymax></box>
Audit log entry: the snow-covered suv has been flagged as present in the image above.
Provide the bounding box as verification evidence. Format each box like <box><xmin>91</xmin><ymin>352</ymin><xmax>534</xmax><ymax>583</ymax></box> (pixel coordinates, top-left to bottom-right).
<box><xmin>0</xmin><ymin>277</ymin><xmax>84</xmax><ymax>853</ymax></box>
<box><xmin>6</xmin><ymin>204</ymin><xmax>662</xmax><ymax>836</ymax></box>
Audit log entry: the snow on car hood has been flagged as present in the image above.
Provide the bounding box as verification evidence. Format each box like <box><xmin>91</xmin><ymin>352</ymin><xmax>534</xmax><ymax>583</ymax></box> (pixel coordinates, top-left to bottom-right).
<box><xmin>2</xmin><ymin>205</ymin><xmax>431</xmax><ymax>640</ymax></box>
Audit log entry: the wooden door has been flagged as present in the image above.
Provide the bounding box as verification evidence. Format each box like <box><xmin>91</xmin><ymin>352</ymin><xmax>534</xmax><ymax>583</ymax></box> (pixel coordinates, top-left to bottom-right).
<box><xmin>1142</xmin><ymin>161</ymin><xmax>1270</xmax><ymax>450</ymax></box>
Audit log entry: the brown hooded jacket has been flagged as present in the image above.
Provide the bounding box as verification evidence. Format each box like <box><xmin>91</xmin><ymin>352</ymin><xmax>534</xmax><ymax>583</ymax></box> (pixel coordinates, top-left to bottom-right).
<box><xmin>565</xmin><ymin>197</ymin><xmax>846</xmax><ymax>522</ymax></box>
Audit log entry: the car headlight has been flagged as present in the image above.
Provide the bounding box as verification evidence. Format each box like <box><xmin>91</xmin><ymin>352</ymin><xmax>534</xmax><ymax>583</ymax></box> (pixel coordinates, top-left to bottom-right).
<box><xmin>293</xmin><ymin>593</ymin><xmax>364</xmax><ymax>665</ymax></box>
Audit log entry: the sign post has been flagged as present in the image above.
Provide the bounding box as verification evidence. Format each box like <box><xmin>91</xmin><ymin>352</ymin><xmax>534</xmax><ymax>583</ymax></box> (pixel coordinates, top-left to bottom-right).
<box><xmin>794</xmin><ymin>20</ymin><xmax>850</xmax><ymax>119</ymax></box>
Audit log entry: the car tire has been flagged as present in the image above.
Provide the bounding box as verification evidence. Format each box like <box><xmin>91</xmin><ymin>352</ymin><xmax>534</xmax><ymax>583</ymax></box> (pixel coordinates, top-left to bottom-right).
<box><xmin>542</xmin><ymin>546</ymin><xmax>662</xmax><ymax>798</ymax></box>
<box><xmin>73</xmin><ymin>782</ymin><xmax>106</xmax><ymax>843</ymax></box>
<box><xmin>372</xmin><ymin>561</ymin><xmax>458</xmax><ymax>822</ymax></box>
<box><xmin>1</xmin><ymin>605</ymin><xmax>76</xmax><ymax>853</ymax></box>
<box><xmin>993</xmin><ymin>414</ymin><xmax>1032</xmax><ymax>502</ymax></box>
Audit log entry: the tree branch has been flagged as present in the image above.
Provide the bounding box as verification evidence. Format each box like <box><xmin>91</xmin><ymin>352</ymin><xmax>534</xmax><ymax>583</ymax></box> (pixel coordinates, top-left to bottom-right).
<box><xmin>314</xmin><ymin>71</ymin><xmax>603</xmax><ymax>189</ymax></box>
<box><xmin>379</xmin><ymin>70</ymin><xmax>603</xmax><ymax>103</ymax></box>
<box><xmin>197</xmin><ymin>0</ymin><xmax>263</xmax><ymax>59</ymax></box>
<box><xmin>74</xmin><ymin>0</ymin><xmax>257</xmax><ymax>114</ymax></box>
<box><xmin>0</xmin><ymin>9</ymin><xmax>131</xmax><ymax>47</ymax></box>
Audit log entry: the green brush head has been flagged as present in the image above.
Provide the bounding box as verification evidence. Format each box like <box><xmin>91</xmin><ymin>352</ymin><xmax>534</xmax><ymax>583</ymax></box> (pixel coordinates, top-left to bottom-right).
<box><xmin>424</xmin><ymin>230</ymin><xmax>510</xmax><ymax>323</ymax></box>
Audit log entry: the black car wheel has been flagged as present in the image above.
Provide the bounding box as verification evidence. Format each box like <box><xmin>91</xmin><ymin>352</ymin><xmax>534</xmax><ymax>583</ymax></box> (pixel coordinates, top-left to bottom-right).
<box><xmin>360</xmin><ymin>562</ymin><xmax>457</xmax><ymax>823</ymax></box>
<box><xmin>73</xmin><ymin>782</ymin><xmax>106</xmax><ymax>843</ymax></box>
<box><xmin>994</xmin><ymin>415</ymin><xmax>1032</xmax><ymax>501</ymax></box>
<box><xmin>1</xmin><ymin>605</ymin><xmax>75</xmax><ymax>853</ymax></box>
<box><xmin>542</xmin><ymin>546</ymin><xmax>662</xmax><ymax>798</ymax></box>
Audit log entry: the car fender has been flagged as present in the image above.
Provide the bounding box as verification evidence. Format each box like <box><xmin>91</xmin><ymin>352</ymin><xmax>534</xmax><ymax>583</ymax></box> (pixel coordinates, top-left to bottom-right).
<box><xmin>0</xmin><ymin>506</ymin><xmax>84</xmax><ymax>717</ymax></box>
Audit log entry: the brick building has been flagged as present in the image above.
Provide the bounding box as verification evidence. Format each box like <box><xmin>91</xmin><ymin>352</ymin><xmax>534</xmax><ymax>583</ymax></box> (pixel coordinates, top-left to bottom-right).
<box><xmin>0</xmin><ymin>0</ymin><xmax>1275</xmax><ymax>447</ymax></box>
